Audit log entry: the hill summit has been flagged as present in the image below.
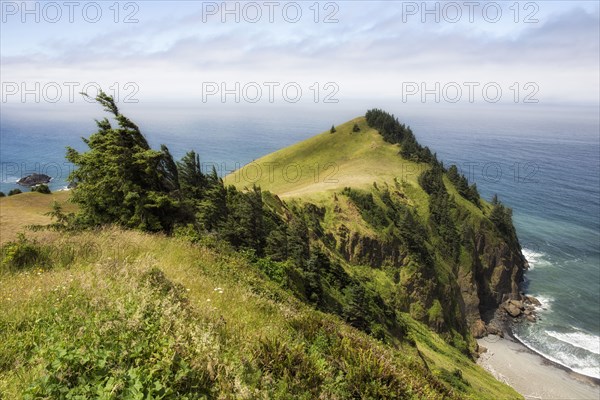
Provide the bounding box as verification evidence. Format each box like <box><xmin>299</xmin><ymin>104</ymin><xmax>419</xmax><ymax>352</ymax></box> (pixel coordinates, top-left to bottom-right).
<box><xmin>227</xmin><ymin>113</ymin><xmax>527</xmax><ymax>338</ymax></box>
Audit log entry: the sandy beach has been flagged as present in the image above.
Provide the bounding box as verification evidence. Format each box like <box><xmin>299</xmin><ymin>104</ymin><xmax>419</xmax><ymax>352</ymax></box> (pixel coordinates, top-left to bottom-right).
<box><xmin>477</xmin><ymin>335</ymin><xmax>600</xmax><ymax>400</ymax></box>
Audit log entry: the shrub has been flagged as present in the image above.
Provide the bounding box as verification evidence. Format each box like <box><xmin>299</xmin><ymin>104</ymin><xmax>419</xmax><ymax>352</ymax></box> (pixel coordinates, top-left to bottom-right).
<box><xmin>1</xmin><ymin>234</ymin><xmax>49</xmax><ymax>272</ymax></box>
<box><xmin>8</xmin><ymin>188</ymin><xmax>22</xmax><ymax>196</ymax></box>
<box><xmin>352</xmin><ymin>123</ymin><xmax>360</xmax><ymax>132</ymax></box>
<box><xmin>255</xmin><ymin>258</ymin><xmax>288</xmax><ymax>284</ymax></box>
<box><xmin>0</xmin><ymin>191</ymin><xmax>5</xmax><ymax>197</ymax></box>
<box><xmin>31</xmin><ymin>184</ymin><xmax>51</xmax><ymax>194</ymax></box>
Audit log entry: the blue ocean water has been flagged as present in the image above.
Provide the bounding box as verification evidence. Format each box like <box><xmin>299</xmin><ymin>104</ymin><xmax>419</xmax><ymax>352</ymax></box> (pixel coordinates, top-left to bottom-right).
<box><xmin>1</xmin><ymin>102</ymin><xmax>598</xmax><ymax>378</ymax></box>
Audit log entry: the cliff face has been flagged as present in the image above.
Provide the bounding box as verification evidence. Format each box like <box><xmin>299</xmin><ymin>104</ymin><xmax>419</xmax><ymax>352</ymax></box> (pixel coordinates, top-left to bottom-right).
<box><xmin>459</xmin><ymin>231</ymin><xmax>527</xmax><ymax>336</ymax></box>
<box><xmin>336</xmin><ymin>224</ymin><xmax>405</xmax><ymax>268</ymax></box>
<box><xmin>316</xmin><ymin>201</ymin><xmax>527</xmax><ymax>340</ymax></box>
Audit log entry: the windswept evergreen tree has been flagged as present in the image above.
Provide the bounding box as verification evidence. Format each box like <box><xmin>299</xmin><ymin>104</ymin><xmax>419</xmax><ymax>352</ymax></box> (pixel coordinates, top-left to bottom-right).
<box><xmin>66</xmin><ymin>92</ymin><xmax>180</xmax><ymax>232</ymax></box>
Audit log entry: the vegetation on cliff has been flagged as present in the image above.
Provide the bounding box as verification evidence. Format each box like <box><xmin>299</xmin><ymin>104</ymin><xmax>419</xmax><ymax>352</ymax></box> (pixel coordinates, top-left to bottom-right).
<box><xmin>0</xmin><ymin>94</ymin><xmax>524</xmax><ymax>398</ymax></box>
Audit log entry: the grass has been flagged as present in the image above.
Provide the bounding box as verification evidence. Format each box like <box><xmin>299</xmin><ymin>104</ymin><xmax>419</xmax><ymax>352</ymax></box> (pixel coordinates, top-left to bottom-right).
<box><xmin>0</xmin><ymin>190</ymin><xmax>73</xmax><ymax>244</ymax></box>
<box><xmin>0</xmin><ymin>192</ymin><xmax>521</xmax><ymax>399</ymax></box>
<box><xmin>224</xmin><ymin>117</ymin><xmax>429</xmax><ymax>203</ymax></box>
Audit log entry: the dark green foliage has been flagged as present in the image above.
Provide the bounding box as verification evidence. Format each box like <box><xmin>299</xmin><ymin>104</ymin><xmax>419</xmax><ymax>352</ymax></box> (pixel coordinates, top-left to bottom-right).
<box><xmin>196</xmin><ymin>168</ymin><xmax>228</xmax><ymax>231</ymax></box>
<box><xmin>365</xmin><ymin>109</ymin><xmax>435</xmax><ymax>164</ymax></box>
<box><xmin>352</xmin><ymin>123</ymin><xmax>360</xmax><ymax>132</ymax></box>
<box><xmin>419</xmin><ymin>168</ymin><xmax>460</xmax><ymax>262</ymax></box>
<box><xmin>31</xmin><ymin>184</ymin><xmax>51</xmax><ymax>194</ymax></box>
<box><xmin>222</xmin><ymin>185</ymin><xmax>265</xmax><ymax>254</ymax></box>
<box><xmin>255</xmin><ymin>258</ymin><xmax>288</xmax><ymax>284</ymax></box>
<box><xmin>8</xmin><ymin>189</ymin><xmax>22</xmax><ymax>196</ymax></box>
<box><xmin>304</xmin><ymin>248</ymin><xmax>327</xmax><ymax>304</ymax></box>
<box><xmin>43</xmin><ymin>201</ymin><xmax>77</xmax><ymax>232</ymax></box>
<box><xmin>1</xmin><ymin>234</ymin><xmax>49</xmax><ymax>272</ymax></box>
<box><xmin>438</xmin><ymin>368</ymin><xmax>470</xmax><ymax>393</ymax></box>
<box><xmin>489</xmin><ymin>194</ymin><xmax>518</xmax><ymax>244</ymax></box>
<box><xmin>418</xmin><ymin>166</ymin><xmax>445</xmax><ymax>195</ymax></box>
<box><xmin>287</xmin><ymin>216</ymin><xmax>310</xmax><ymax>264</ymax></box>
<box><xmin>67</xmin><ymin>91</ymin><xmax>180</xmax><ymax>232</ymax></box>
<box><xmin>264</xmin><ymin>225</ymin><xmax>288</xmax><ymax>261</ymax></box>
<box><xmin>341</xmin><ymin>187</ymin><xmax>388</xmax><ymax>229</ymax></box>
<box><xmin>0</xmin><ymin>191</ymin><xmax>5</xmax><ymax>197</ymax></box>
<box><xmin>447</xmin><ymin>165</ymin><xmax>480</xmax><ymax>206</ymax></box>
<box><xmin>330</xmin><ymin>125</ymin><xmax>336</xmax><ymax>133</ymax></box>
<box><xmin>178</xmin><ymin>151</ymin><xmax>207</xmax><ymax>200</ymax></box>
<box><xmin>343</xmin><ymin>282</ymin><xmax>370</xmax><ymax>331</ymax></box>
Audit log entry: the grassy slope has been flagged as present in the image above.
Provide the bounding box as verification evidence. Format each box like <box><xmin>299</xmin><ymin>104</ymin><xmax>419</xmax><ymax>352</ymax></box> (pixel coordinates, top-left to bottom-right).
<box><xmin>0</xmin><ymin>193</ymin><xmax>521</xmax><ymax>398</ymax></box>
<box><xmin>225</xmin><ymin>118</ymin><xmax>427</xmax><ymax>203</ymax></box>
<box><xmin>0</xmin><ymin>191</ymin><xmax>72</xmax><ymax>243</ymax></box>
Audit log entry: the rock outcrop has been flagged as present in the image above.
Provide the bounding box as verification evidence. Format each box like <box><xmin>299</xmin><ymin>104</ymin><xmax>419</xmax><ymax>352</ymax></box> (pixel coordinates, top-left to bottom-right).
<box><xmin>17</xmin><ymin>173</ymin><xmax>51</xmax><ymax>187</ymax></box>
<box><xmin>336</xmin><ymin>224</ymin><xmax>405</xmax><ymax>268</ymax></box>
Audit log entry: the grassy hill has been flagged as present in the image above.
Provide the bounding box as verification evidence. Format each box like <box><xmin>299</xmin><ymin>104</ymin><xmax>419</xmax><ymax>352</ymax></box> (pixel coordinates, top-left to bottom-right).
<box><xmin>0</xmin><ymin>191</ymin><xmax>520</xmax><ymax>398</ymax></box>
<box><xmin>224</xmin><ymin>118</ymin><xmax>426</xmax><ymax>201</ymax></box>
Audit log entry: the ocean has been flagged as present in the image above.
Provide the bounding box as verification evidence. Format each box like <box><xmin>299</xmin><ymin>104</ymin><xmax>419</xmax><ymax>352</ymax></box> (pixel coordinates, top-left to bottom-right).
<box><xmin>1</xmin><ymin>101</ymin><xmax>598</xmax><ymax>379</ymax></box>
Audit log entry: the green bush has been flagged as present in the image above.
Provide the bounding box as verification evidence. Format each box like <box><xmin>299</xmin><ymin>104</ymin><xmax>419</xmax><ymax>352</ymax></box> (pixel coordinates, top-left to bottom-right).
<box><xmin>0</xmin><ymin>234</ymin><xmax>49</xmax><ymax>272</ymax></box>
<box><xmin>8</xmin><ymin>188</ymin><xmax>22</xmax><ymax>196</ymax></box>
<box><xmin>0</xmin><ymin>191</ymin><xmax>5</xmax><ymax>197</ymax></box>
<box><xmin>255</xmin><ymin>258</ymin><xmax>288</xmax><ymax>284</ymax></box>
<box><xmin>31</xmin><ymin>184</ymin><xmax>51</xmax><ymax>194</ymax></box>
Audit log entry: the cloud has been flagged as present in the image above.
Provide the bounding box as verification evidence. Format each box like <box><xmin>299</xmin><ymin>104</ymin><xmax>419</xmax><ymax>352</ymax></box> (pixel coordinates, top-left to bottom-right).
<box><xmin>1</xmin><ymin>2</ymin><xmax>598</xmax><ymax>103</ymax></box>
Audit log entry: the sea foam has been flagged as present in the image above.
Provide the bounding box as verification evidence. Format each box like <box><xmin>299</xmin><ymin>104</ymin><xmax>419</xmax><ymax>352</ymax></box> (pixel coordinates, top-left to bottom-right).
<box><xmin>522</xmin><ymin>248</ymin><xmax>552</xmax><ymax>270</ymax></box>
<box><xmin>547</xmin><ymin>330</ymin><xmax>600</xmax><ymax>355</ymax></box>
<box><xmin>514</xmin><ymin>332</ymin><xmax>600</xmax><ymax>379</ymax></box>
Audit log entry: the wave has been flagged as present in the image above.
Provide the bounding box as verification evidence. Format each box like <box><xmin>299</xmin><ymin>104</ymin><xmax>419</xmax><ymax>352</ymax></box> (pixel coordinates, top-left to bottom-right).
<box><xmin>547</xmin><ymin>330</ymin><xmax>600</xmax><ymax>355</ymax></box>
<box><xmin>530</xmin><ymin>294</ymin><xmax>554</xmax><ymax>311</ymax></box>
<box><xmin>522</xmin><ymin>248</ymin><xmax>552</xmax><ymax>270</ymax></box>
<box><xmin>514</xmin><ymin>332</ymin><xmax>600</xmax><ymax>380</ymax></box>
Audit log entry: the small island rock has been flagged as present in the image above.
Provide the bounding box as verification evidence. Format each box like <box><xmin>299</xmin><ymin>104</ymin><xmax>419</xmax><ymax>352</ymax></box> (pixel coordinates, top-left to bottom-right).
<box><xmin>17</xmin><ymin>173</ymin><xmax>51</xmax><ymax>187</ymax></box>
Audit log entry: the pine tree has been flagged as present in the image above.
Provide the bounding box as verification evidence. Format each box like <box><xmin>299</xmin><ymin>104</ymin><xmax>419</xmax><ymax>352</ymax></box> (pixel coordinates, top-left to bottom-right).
<box><xmin>66</xmin><ymin>91</ymin><xmax>179</xmax><ymax>232</ymax></box>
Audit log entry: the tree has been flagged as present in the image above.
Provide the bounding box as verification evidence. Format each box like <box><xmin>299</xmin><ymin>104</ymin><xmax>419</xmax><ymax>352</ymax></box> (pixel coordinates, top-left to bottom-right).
<box><xmin>31</xmin><ymin>184</ymin><xmax>51</xmax><ymax>194</ymax></box>
<box><xmin>222</xmin><ymin>185</ymin><xmax>265</xmax><ymax>254</ymax></box>
<box><xmin>287</xmin><ymin>216</ymin><xmax>310</xmax><ymax>264</ymax></box>
<box><xmin>330</xmin><ymin>125</ymin><xmax>336</xmax><ymax>133</ymax></box>
<box><xmin>66</xmin><ymin>91</ymin><xmax>180</xmax><ymax>232</ymax></box>
<box><xmin>177</xmin><ymin>150</ymin><xmax>207</xmax><ymax>200</ymax></box>
<box><xmin>489</xmin><ymin>195</ymin><xmax>518</xmax><ymax>243</ymax></box>
<box><xmin>196</xmin><ymin>167</ymin><xmax>227</xmax><ymax>231</ymax></box>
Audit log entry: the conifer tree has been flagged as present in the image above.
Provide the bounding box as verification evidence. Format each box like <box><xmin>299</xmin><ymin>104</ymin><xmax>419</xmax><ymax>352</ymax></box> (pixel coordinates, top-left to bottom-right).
<box><xmin>66</xmin><ymin>91</ymin><xmax>179</xmax><ymax>232</ymax></box>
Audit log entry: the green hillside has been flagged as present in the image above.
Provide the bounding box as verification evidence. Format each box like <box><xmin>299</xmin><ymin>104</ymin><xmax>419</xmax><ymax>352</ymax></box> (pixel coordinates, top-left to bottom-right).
<box><xmin>1</xmin><ymin>97</ymin><xmax>524</xmax><ymax>398</ymax></box>
<box><xmin>224</xmin><ymin>118</ymin><xmax>426</xmax><ymax>201</ymax></box>
<box><xmin>0</xmin><ymin>197</ymin><xmax>519</xmax><ymax>399</ymax></box>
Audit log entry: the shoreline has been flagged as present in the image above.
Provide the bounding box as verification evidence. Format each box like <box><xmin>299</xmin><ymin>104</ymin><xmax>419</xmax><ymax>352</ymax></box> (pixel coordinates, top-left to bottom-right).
<box><xmin>477</xmin><ymin>334</ymin><xmax>600</xmax><ymax>400</ymax></box>
<box><xmin>510</xmin><ymin>331</ymin><xmax>600</xmax><ymax>387</ymax></box>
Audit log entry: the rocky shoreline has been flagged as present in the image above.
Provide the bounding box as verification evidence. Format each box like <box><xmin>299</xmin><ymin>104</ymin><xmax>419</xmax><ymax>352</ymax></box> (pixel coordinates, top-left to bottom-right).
<box><xmin>473</xmin><ymin>293</ymin><xmax>542</xmax><ymax>341</ymax></box>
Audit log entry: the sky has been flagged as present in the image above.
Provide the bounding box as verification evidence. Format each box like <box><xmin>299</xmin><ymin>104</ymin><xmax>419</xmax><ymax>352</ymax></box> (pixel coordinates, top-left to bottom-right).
<box><xmin>1</xmin><ymin>1</ymin><xmax>599</xmax><ymax>108</ymax></box>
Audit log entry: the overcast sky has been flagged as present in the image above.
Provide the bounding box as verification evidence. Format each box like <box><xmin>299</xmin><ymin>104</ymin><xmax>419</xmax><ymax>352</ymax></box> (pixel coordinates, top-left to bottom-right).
<box><xmin>1</xmin><ymin>1</ymin><xmax>599</xmax><ymax>106</ymax></box>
